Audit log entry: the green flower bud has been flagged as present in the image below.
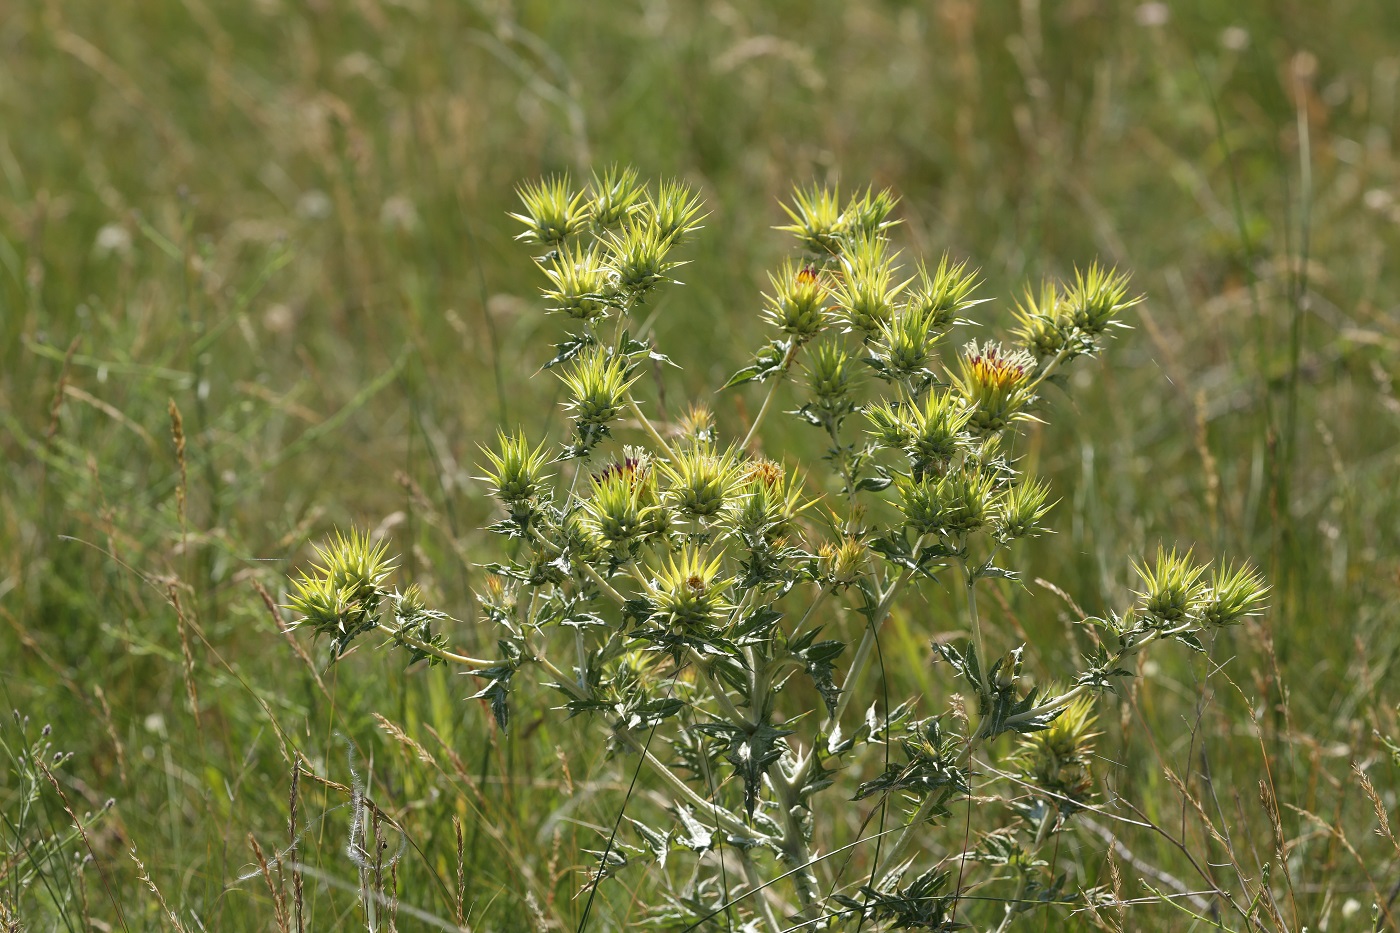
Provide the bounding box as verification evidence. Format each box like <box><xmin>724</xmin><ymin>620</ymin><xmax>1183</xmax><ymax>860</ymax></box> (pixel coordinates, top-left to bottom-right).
<box><xmin>646</xmin><ymin>547</ymin><xmax>732</xmax><ymax>630</ymax></box>
<box><xmin>582</xmin><ymin>460</ymin><xmax>653</xmax><ymax>553</ymax></box>
<box><xmin>559</xmin><ymin>349</ymin><xmax>639</xmax><ymax>429</ymax></box>
<box><xmin>838</xmin><ymin>185</ymin><xmax>900</xmax><ymax>240</ymax></box>
<box><xmin>875</xmin><ymin>303</ymin><xmax>940</xmax><ymax>378</ymax></box>
<box><xmin>587</xmin><ymin>164</ymin><xmax>645</xmax><ymax>231</ymax></box>
<box><xmin>909</xmin><ymin>390</ymin><xmax>971</xmax><ymax>472</ymax></box>
<box><xmin>996</xmin><ymin>476</ymin><xmax>1054</xmax><ymax>540</ymax></box>
<box><xmin>804</xmin><ymin>340</ymin><xmax>856</xmax><ymax>408</ymax></box>
<box><xmin>1010</xmin><ymin>281</ymin><xmax>1068</xmax><ymax>360</ymax></box>
<box><xmin>818</xmin><ymin>536</ymin><xmax>867</xmax><ymax>587</ymax></box>
<box><xmin>831</xmin><ymin>233</ymin><xmax>907</xmax><ymax>336</ymax></box>
<box><xmin>762</xmin><ymin>261</ymin><xmax>828</xmax><ymax>341</ymax></box>
<box><xmin>648</xmin><ymin>178</ymin><xmax>707</xmax><ymax>245</ymax></box>
<box><xmin>603</xmin><ymin>217</ymin><xmax>682</xmax><ymax>297</ymax></box>
<box><xmin>904</xmin><ymin>254</ymin><xmax>981</xmax><ymax>330</ymax></box>
<box><xmin>733</xmin><ymin>459</ymin><xmax>807</xmax><ymax>542</ymax></box>
<box><xmin>539</xmin><ymin>243</ymin><xmax>613</xmax><ymax>322</ymax></box>
<box><xmin>1063</xmin><ymin>263</ymin><xmax>1139</xmax><ymax>336</ymax></box>
<box><xmin>508</xmin><ymin>175</ymin><xmax>588</xmax><ymax>247</ymax></box>
<box><xmin>1018</xmin><ymin>693</ymin><xmax>1099</xmax><ymax>809</ymax></box>
<box><xmin>480</xmin><ymin>430</ymin><xmax>553</xmax><ymax>509</ymax></box>
<box><xmin>285</xmin><ymin>529</ymin><xmax>396</xmax><ymax>653</ymax></box>
<box><xmin>865</xmin><ymin>399</ymin><xmax>914</xmax><ymax>450</ymax></box>
<box><xmin>1200</xmin><ymin>562</ymin><xmax>1269</xmax><ymax>627</ymax></box>
<box><xmin>1133</xmin><ymin>546</ymin><xmax>1208</xmax><ymax>626</ymax></box>
<box><xmin>661</xmin><ymin>446</ymin><xmax>744</xmax><ymax>520</ymax></box>
<box><xmin>776</xmin><ymin>184</ymin><xmax>844</xmax><ymax>258</ymax></box>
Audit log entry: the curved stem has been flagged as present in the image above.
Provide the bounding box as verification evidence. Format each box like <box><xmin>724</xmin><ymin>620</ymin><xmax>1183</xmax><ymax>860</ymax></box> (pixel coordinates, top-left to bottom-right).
<box><xmin>739</xmin><ymin>850</ymin><xmax>784</xmax><ymax>933</ymax></box>
<box><xmin>383</xmin><ymin>625</ymin><xmax>494</xmax><ymax>668</ymax></box>
<box><xmin>627</xmin><ymin>394</ymin><xmax>677</xmax><ymax>462</ymax></box>
<box><xmin>688</xmin><ymin>648</ymin><xmax>748</xmax><ymax>726</ymax></box>
<box><xmin>740</xmin><ymin>343</ymin><xmax>800</xmax><ymax>451</ymax></box>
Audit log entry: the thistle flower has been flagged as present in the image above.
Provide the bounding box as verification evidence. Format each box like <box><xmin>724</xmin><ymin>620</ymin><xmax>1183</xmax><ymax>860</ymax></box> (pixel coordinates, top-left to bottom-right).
<box><xmin>285</xmin><ymin>529</ymin><xmax>395</xmax><ymax>654</ymax></box>
<box><xmin>509</xmin><ymin>175</ymin><xmax>588</xmax><ymax>247</ymax></box>
<box><xmin>909</xmin><ymin>390</ymin><xmax>972</xmax><ymax>471</ymax></box>
<box><xmin>1018</xmin><ymin>693</ymin><xmax>1099</xmax><ymax>810</ymax></box>
<box><xmin>996</xmin><ymin>476</ymin><xmax>1054</xmax><ymax>540</ymax></box>
<box><xmin>1200</xmin><ymin>562</ymin><xmax>1269</xmax><ymax>627</ymax></box>
<box><xmin>587</xmin><ymin>164</ymin><xmax>646</xmax><ymax>231</ymax></box>
<box><xmin>582</xmin><ymin>460</ymin><xmax>654</xmax><ymax>553</ymax></box>
<box><xmin>480</xmin><ymin>430</ymin><xmax>553</xmax><ymax>514</ymax></box>
<box><xmin>677</xmin><ymin>404</ymin><xmax>717</xmax><ymax>447</ymax></box>
<box><xmin>830</xmin><ymin>233</ymin><xmax>909</xmax><ymax>336</ymax></box>
<box><xmin>539</xmin><ymin>242</ymin><xmax>614</xmax><ymax>322</ymax></box>
<box><xmin>1010</xmin><ymin>281</ymin><xmax>1068</xmax><ymax>360</ymax></box>
<box><xmin>818</xmin><ymin>536</ymin><xmax>868</xmax><ymax>587</ymax></box>
<box><xmin>648</xmin><ymin>178</ymin><xmax>707</xmax><ymax>245</ymax></box>
<box><xmin>661</xmin><ymin>446</ymin><xmax>745</xmax><ymax>520</ymax></box>
<box><xmin>1133</xmin><ymin>546</ymin><xmax>1209</xmax><ymax>626</ymax></box>
<box><xmin>951</xmin><ymin>341</ymin><xmax>1037</xmax><ymax>434</ymax></box>
<box><xmin>646</xmin><ymin>547</ymin><xmax>732</xmax><ymax>630</ymax></box>
<box><xmin>762</xmin><ymin>261</ymin><xmax>828</xmax><ymax>341</ymax></box>
<box><xmin>904</xmin><ymin>255</ymin><xmax>981</xmax><ymax>330</ymax></box>
<box><xmin>559</xmin><ymin>349</ymin><xmax>639</xmax><ymax>430</ymax></box>
<box><xmin>865</xmin><ymin>399</ymin><xmax>914</xmax><ymax>450</ymax></box>
<box><xmin>776</xmin><ymin>184</ymin><xmax>844</xmax><ymax>258</ymax></box>
<box><xmin>896</xmin><ymin>468</ymin><xmax>997</xmax><ymax>537</ymax></box>
<box><xmin>603</xmin><ymin>217</ymin><xmax>684</xmax><ymax>297</ymax></box>
<box><xmin>839</xmin><ymin>185</ymin><xmax>900</xmax><ymax>240</ymax></box>
<box><xmin>1063</xmin><ymin>263</ymin><xmax>1139</xmax><ymax>336</ymax></box>
<box><xmin>804</xmin><ymin>340</ymin><xmax>858</xmax><ymax>410</ymax></box>
<box><xmin>733</xmin><ymin>459</ymin><xmax>808</xmax><ymax>542</ymax></box>
<box><xmin>874</xmin><ymin>303</ymin><xmax>941</xmax><ymax>379</ymax></box>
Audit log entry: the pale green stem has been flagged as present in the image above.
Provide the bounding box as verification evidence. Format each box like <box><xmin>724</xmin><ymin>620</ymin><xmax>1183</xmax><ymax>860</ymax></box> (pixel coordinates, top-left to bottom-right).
<box><xmin>959</xmin><ymin>557</ymin><xmax>989</xmax><ymax>697</ymax></box>
<box><xmin>1026</xmin><ymin>342</ymin><xmax>1072</xmax><ymax>393</ymax></box>
<box><xmin>688</xmin><ymin>647</ymin><xmax>748</xmax><ymax>726</ymax></box>
<box><xmin>383</xmin><ymin>624</ymin><xmax>494</xmax><ymax>668</ymax></box>
<box><xmin>823</xmin><ymin>537</ymin><xmax>926</xmax><ymax>732</ymax></box>
<box><xmin>767</xmin><ymin>765</ymin><xmax>822</xmax><ymax>921</ymax></box>
<box><xmin>740</xmin><ymin>849</ymin><xmax>784</xmax><ymax>933</ymax></box>
<box><xmin>627</xmin><ymin>394</ymin><xmax>678</xmax><ymax>461</ymax></box>
<box><xmin>740</xmin><ymin>343</ymin><xmax>799</xmax><ymax>450</ymax></box>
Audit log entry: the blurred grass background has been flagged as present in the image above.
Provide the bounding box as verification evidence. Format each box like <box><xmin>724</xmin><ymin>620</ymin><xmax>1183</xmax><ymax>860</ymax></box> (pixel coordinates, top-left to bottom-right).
<box><xmin>2</xmin><ymin>0</ymin><xmax>1399</xmax><ymax>929</ymax></box>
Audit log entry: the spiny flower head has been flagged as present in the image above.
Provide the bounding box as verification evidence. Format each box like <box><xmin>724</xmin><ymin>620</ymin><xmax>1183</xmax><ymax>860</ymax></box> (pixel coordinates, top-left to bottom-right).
<box><xmin>479</xmin><ymin>430</ymin><xmax>553</xmax><ymax>509</ymax></box>
<box><xmin>646</xmin><ymin>547</ymin><xmax>732</xmax><ymax>630</ymax></box>
<box><xmin>661</xmin><ymin>445</ymin><xmax>746</xmax><ymax>520</ymax></box>
<box><xmin>734</xmin><ymin>459</ymin><xmax>809</xmax><ymax>541</ymax></box>
<box><xmin>904</xmin><ymin>255</ymin><xmax>981</xmax><ymax>330</ymax></box>
<box><xmin>1010</xmin><ymin>280</ymin><xmax>1068</xmax><ymax>360</ymax></box>
<box><xmin>587</xmin><ymin>164</ymin><xmax>646</xmax><ymax>231</ymax></box>
<box><xmin>1133</xmin><ymin>546</ymin><xmax>1209</xmax><ymax>626</ymax></box>
<box><xmin>874</xmin><ymin>302</ymin><xmax>941</xmax><ymax>379</ymax></box>
<box><xmin>1018</xmin><ymin>693</ymin><xmax>1099</xmax><ymax>808</ymax></box>
<box><xmin>647</xmin><ymin>178</ymin><xmax>707</xmax><ymax>245</ymax></box>
<box><xmin>1200</xmin><ymin>562</ymin><xmax>1269</xmax><ymax>627</ymax></box>
<box><xmin>897</xmin><ymin>467</ymin><xmax>998</xmax><ymax>537</ymax></box>
<box><xmin>762</xmin><ymin>260</ymin><xmax>828</xmax><ymax>341</ymax></box>
<box><xmin>677</xmin><ymin>404</ymin><xmax>717</xmax><ymax>447</ymax></box>
<box><xmin>559</xmin><ymin>348</ymin><xmax>639</xmax><ymax>429</ymax></box>
<box><xmin>776</xmin><ymin>184</ymin><xmax>844</xmax><ymax>258</ymax></box>
<box><xmin>818</xmin><ymin>536</ymin><xmax>868</xmax><ymax>587</ymax></box>
<box><xmin>951</xmin><ymin>341</ymin><xmax>1037</xmax><ymax>434</ymax></box>
<box><xmin>996</xmin><ymin>476</ymin><xmax>1054</xmax><ymax>541</ymax></box>
<box><xmin>509</xmin><ymin>175</ymin><xmax>588</xmax><ymax>247</ymax></box>
<box><xmin>1063</xmin><ymin>263</ymin><xmax>1139</xmax><ymax>336</ymax></box>
<box><xmin>831</xmin><ymin>233</ymin><xmax>909</xmax><ymax>336</ymax></box>
<box><xmin>865</xmin><ymin>399</ymin><xmax>914</xmax><ymax>450</ymax></box>
<box><xmin>285</xmin><ymin>529</ymin><xmax>395</xmax><ymax>653</ymax></box>
<box><xmin>582</xmin><ymin>458</ymin><xmax>655</xmax><ymax>553</ymax></box>
<box><xmin>804</xmin><ymin>340</ymin><xmax>858</xmax><ymax>408</ymax></box>
<box><xmin>909</xmin><ymin>390</ymin><xmax>972</xmax><ymax>471</ymax></box>
<box><xmin>603</xmin><ymin>217</ymin><xmax>684</xmax><ymax>297</ymax></box>
<box><xmin>539</xmin><ymin>242</ymin><xmax>614</xmax><ymax>322</ymax></box>
<box><xmin>838</xmin><ymin>185</ymin><xmax>900</xmax><ymax>240</ymax></box>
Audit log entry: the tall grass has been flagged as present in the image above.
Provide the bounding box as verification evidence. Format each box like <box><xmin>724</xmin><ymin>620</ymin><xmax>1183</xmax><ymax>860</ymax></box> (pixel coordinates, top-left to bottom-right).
<box><xmin>2</xmin><ymin>1</ymin><xmax>1398</xmax><ymax>929</ymax></box>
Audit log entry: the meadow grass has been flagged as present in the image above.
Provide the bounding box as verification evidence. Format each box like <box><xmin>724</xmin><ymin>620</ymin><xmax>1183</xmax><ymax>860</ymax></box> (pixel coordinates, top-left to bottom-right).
<box><xmin>2</xmin><ymin>1</ymin><xmax>1399</xmax><ymax>929</ymax></box>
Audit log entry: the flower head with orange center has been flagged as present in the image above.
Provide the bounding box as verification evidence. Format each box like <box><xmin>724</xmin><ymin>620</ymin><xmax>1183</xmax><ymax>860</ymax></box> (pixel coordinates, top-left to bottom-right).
<box><xmin>951</xmin><ymin>340</ymin><xmax>1038</xmax><ymax>434</ymax></box>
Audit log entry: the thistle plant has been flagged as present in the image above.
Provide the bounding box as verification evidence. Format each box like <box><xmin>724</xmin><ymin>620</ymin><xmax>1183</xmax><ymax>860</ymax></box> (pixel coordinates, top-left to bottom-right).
<box><xmin>284</xmin><ymin>174</ymin><xmax>1267</xmax><ymax>930</ymax></box>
